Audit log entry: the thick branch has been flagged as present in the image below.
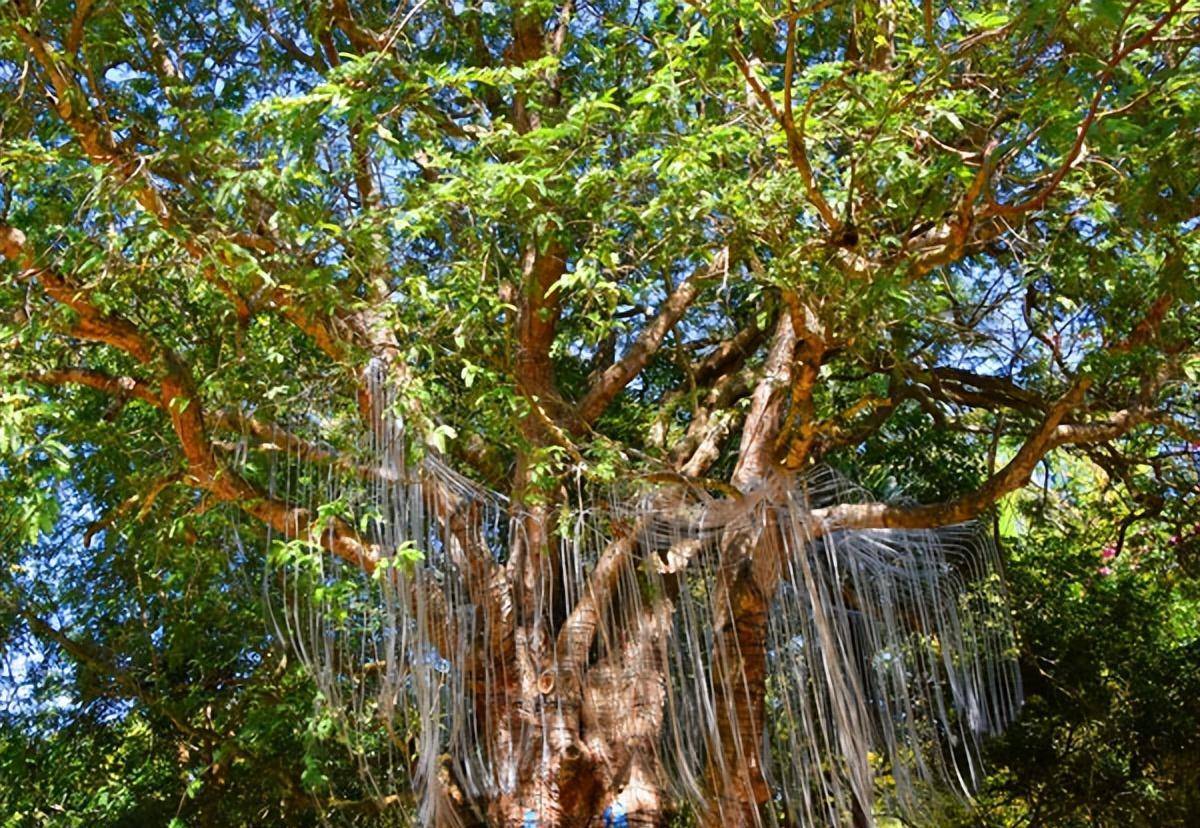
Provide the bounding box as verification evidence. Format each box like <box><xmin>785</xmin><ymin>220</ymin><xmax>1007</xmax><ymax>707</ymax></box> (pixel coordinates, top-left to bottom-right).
<box><xmin>779</xmin><ymin>300</ymin><xmax>827</xmax><ymax>468</ymax></box>
<box><xmin>554</xmin><ymin>531</ymin><xmax>638</xmax><ymax>671</ymax></box>
<box><xmin>513</xmin><ymin>241</ymin><xmax>569</xmax><ymax>442</ymax></box>
<box><xmin>732</xmin><ymin>313</ymin><xmax>797</xmax><ymax>489</ymax></box>
<box><xmin>576</xmin><ymin>255</ymin><xmax>718</xmax><ymax>424</ymax></box>
<box><xmin>693</xmin><ymin>317</ymin><xmax>769</xmax><ymax>387</ymax></box>
<box><xmin>673</xmin><ymin>369</ymin><xmax>754</xmax><ymax>477</ymax></box>
<box><xmin>8</xmin><ymin>20</ymin><xmax>363</xmax><ymax>363</ymax></box>
<box><xmin>2</xmin><ymin>228</ymin><xmax>379</xmax><ymax>571</ymax></box>
<box><xmin>25</xmin><ymin>367</ymin><xmax>158</xmax><ymax>406</ymax></box>
<box><xmin>805</xmin><ymin>381</ymin><xmax>1183</xmax><ymax>531</ymax></box>
<box><xmin>808</xmin><ymin>268</ymin><xmax>1183</xmax><ymax>529</ymax></box>
<box><xmin>329</xmin><ymin>0</ymin><xmax>388</xmax><ymax>53</ymax></box>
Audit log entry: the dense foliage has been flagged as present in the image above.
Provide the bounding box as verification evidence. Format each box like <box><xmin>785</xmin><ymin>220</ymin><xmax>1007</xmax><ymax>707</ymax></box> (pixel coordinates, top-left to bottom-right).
<box><xmin>1</xmin><ymin>0</ymin><xmax>1198</xmax><ymax>824</ymax></box>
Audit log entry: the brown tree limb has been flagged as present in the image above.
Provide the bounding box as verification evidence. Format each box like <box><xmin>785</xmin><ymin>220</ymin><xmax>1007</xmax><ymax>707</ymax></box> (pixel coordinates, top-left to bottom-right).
<box><xmin>65</xmin><ymin>0</ymin><xmax>96</xmax><ymax>55</ymax></box>
<box><xmin>2</xmin><ymin>228</ymin><xmax>379</xmax><ymax>571</ymax></box>
<box><xmin>646</xmin><ymin>316</ymin><xmax>768</xmax><ymax>453</ymax></box>
<box><xmin>7</xmin><ymin>19</ymin><xmax>366</xmax><ymax>364</ymax></box>
<box><xmin>732</xmin><ymin>312</ymin><xmax>797</xmax><ymax>489</ymax></box>
<box><xmin>21</xmin><ymin>366</ymin><xmax>380</xmax><ymax>480</ymax></box>
<box><xmin>329</xmin><ymin>0</ymin><xmax>389</xmax><ymax>53</ymax></box>
<box><xmin>778</xmin><ymin>299</ymin><xmax>827</xmax><ymax>469</ymax></box>
<box><xmin>693</xmin><ymin>317</ymin><xmax>769</xmax><ymax>386</ymax></box>
<box><xmin>576</xmin><ymin>254</ymin><xmax>719</xmax><ymax>424</ymax></box>
<box><xmin>815</xmin><ymin>387</ymin><xmax>906</xmax><ymax>453</ymax></box>
<box><xmin>806</xmin><ymin>386</ymin><xmax>1184</xmax><ymax>530</ymax></box>
<box><xmin>812</xmin><ymin>275</ymin><xmax>1183</xmax><ymax>529</ymax></box>
<box><xmin>554</xmin><ymin>531</ymin><xmax>639</xmax><ymax>672</ymax></box>
<box><xmin>672</xmin><ymin>369</ymin><xmax>754</xmax><ymax>477</ymax></box>
<box><xmin>25</xmin><ymin>367</ymin><xmax>160</xmax><ymax>407</ymax></box>
<box><xmin>922</xmin><ymin>365</ymin><xmax>1046</xmax><ymax>413</ymax></box>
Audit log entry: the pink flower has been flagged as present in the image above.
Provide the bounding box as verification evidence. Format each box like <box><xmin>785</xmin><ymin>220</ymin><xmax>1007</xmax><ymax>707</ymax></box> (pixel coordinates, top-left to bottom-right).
<box><xmin>1101</xmin><ymin>545</ymin><xmax>1117</xmax><ymax>560</ymax></box>
<box><xmin>1098</xmin><ymin>566</ymin><xmax>1114</xmax><ymax>577</ymax></box>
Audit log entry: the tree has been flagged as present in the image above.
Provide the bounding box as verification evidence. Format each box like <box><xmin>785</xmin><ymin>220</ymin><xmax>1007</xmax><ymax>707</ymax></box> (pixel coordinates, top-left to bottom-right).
<box><xmin>1</xmin><ymin>0</ymin><xmax>1198</xmax><ymax>826</ymax></box>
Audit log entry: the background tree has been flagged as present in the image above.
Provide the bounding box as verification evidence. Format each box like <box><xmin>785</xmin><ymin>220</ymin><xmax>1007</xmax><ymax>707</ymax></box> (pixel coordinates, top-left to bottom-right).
<box><xmin>1</xmin><ymin>0</ymin><xmax>1198</xmax><ymax>826</ymax></box>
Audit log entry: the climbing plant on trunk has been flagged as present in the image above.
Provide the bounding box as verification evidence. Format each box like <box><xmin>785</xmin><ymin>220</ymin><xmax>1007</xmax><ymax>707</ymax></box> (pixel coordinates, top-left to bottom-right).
<box><xmin>1</xmin><ymin>0</ymin><xmax>1198</xmax><ymax>825</ymax></box>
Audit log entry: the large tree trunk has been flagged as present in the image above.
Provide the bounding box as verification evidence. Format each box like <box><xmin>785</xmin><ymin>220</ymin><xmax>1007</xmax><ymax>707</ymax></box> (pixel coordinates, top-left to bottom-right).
<box><xmin>483</xmin><ymin>602</ymin><xmax>674</xmax><ymax>827</ymax></box>
<box><xmin>467</xmin><ymin>317</ymin><xmax>801</xmax><ymax>827</ymax></box>
<box><xmin>485</xmin><ymin>469</ymin><xmax>671</xmax><ymax>826</ymax></box>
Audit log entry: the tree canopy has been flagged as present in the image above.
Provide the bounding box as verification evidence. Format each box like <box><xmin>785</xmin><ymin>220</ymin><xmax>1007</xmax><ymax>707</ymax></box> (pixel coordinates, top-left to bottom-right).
<box><xmin>1</xmin><ymin>0</ymin><xmax>1199</xmax><ymax>825</ymax></box>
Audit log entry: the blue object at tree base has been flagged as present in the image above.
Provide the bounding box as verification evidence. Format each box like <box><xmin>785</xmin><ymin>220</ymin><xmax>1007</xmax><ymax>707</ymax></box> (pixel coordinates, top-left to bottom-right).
<box><xmin>603</xmin><ymin>802</ymin><xmax>628</xmax><ymax>828</ymax></box>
